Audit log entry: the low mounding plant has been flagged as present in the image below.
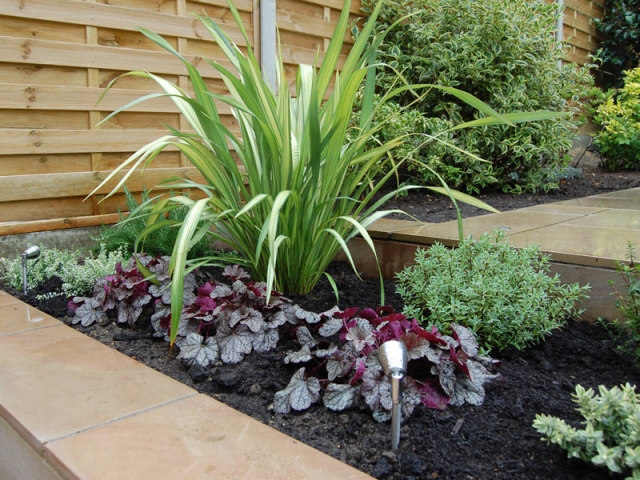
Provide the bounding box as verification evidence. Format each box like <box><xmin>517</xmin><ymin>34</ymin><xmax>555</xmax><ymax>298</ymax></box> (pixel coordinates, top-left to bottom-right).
<box><xmin>359</xmin><ymin>0</ymin><xmax>591</xmax><ymax>193</ymax></box>
<box><xmin>593</xmin><ymin>0</ymin><xmax>640</xmax><ymax>90</ymax></box>
<box><xmin>395</xmin><ymin>231</ymin><xmax>591</xmax><ymax>353</ymax></box>
<box><xmin>0</xmin><ymin>245</ymin><xmax>127</xmax><ymax>300</ymax></box>
<box><xmin>533</xmin><ymin>383</ymin><xmax>640</xmax><ymax>479</ymax></box>
<box><xmin>72</xmin><ymin>261</ymin><xmax>500</xmax><ymax>421</ymax></box>
<box><xmin>89</xmin><ymin>0</ymin><xmax>524</xmax><ymax>348</ymax></box>
<box><xmin>593</xmin><ymin>68</ymin><xmax>640</xmax><ymax>171</ymax></box>
<box><xmin>274</xmin><ymin>306</ymin><xmax>500</xmax><ymax>421</ymax></box>
<box><xmin>93</xmin><ymin>187</ymin><xmax>214</xmax><ymax>259</ymax></box>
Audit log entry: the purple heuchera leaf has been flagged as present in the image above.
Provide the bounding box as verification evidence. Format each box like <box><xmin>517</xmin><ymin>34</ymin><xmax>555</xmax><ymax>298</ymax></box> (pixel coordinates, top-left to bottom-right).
<box><xmin>274</xmin><ymin>368</ymin><xmax>321</xmax><ymax>414</ymax></box>
<box><xmin>419</xmin><ymin>379</ymin><xmax>450</xmax><ymax>410</ymax></box>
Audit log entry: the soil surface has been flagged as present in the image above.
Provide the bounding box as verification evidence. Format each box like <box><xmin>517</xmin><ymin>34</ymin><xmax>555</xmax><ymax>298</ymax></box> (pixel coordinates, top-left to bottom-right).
<box><xmin>5</xmin><ymin>160</ymin><xmax>640</xmax><ymax>480</ymax></box>
<box><xmin>379</xmin><ymin>155</ymin><xmax>640</xmax><ymax>224</ymax></box>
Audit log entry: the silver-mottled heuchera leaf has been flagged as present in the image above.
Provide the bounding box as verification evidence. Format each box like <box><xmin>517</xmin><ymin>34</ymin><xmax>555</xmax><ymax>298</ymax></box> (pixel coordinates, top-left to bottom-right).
<box><xmin>223</xmin><ymin>264</ymin><xmax>250</xmax><ymax>281</ymax></box>
<box><xmin>215</xmin><ymin>324</ymin><xmax>253</xmax><ymax>364</ymax></box>
<box><xmin>450</xmin><ymin>376</ymin><xmax>485</xmax><ymax>406</ymax></box>
<box><xmin>273</xmin><ymin>368</ymin><xmax>321</xmax><ymax>414</ymax></box>
<box><xmin>72</xmin><ymin>297</ymin><xmax>106</xmax><ymax>326</ymax></box>
<box><xmin>284</xmin><ymin>344</ymin><xmax>312</xmax><ymax>364</ymax></box>
<box><xmin>345</xmin><ymin>318</ymin><xmax>375</xmax><ymax>352</ymax></box>
<box><xmin>401</xmin><ymin>379</ymin><xmax>422</xmax><ymax>420</ymax></box>
<box><xmin>319</xmin><ymin>317</ymin><xmax>343</xmax><ymax>337</ymax></box>
<box><xmin>361</xmin><ymin>369</ymin><xmax>392</xmax><ymax>412</ymax></box>
<box><xmin>323</xmin><ymin>383</ymin><xmax>360</xmax><ymax>411</ymax></box>
<box><xmin>434</xmin><ymin>360</ymin><xmax>457</xmax><ymax>396</ymax></box>
<box><xmin>451</xmin><ymin>323</ymin><xmax>479</xmax><ymax>356</ymax></box>
<box><xmin>267</xmin><ymin>310</ymin><xmax>288</xmax><ymax>329</ymax></box>
<box><xmin>296</xmin><ymin>325</ymin><xmax>317</xmax><ymax>348</ymax></box>
<box><xmin>177</xmin><ymin>333</ymin><xmax>219</xmax><ymax>368</ymax></box>
<box><xmin>294</xmin><ymin>305</ymin><xmax>321</xmax><ymax>324</ymax></box>
<box><xmin>229</xmin><ymin>305</ymin><xmax>264</xmax><ymax>332</ymax></box>
<box><xmin>252</xmin><ymin>328</ymin><xmax>279</xmax><ymax>353</ymax></box>
<box><xmin>211</xmin><ymin>283</ymin><xmax>233</xmax><ymax>299</ymax></box>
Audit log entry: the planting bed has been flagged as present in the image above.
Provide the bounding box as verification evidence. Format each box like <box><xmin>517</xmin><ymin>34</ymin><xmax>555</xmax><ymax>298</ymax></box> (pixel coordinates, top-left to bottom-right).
<box><xmin>4</xmin><ymin>260</ymin><xmax>640</xmax><ymax>480</ymax></box>
<box><xmin>4</xmin><ymin>162</ymin><xmax>640</xmax><ymax>479</ymax></box>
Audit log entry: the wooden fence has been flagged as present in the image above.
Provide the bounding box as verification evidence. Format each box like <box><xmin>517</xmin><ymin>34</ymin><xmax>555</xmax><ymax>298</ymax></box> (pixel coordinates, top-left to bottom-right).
<box><xmin>0</xmin><ymin>0</ymin><xmax>602</xmax><ymax>236</ymax></box>
<box><xmin>551</xmin><ymin>0</ymin><xmax>605</xmax><ymax>65</ymax></box>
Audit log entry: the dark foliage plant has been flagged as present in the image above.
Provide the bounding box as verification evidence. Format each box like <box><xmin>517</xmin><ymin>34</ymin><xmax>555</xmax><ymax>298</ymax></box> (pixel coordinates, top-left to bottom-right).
<box><xmin>358</xmin><ymin>0</ymin><xmax>592</xmax><ymax>194</ymax></box>
<box><xmin>71</xmin><ymin>261</ymin><xmax>500</xmax><ymax>421</ymax></box>
<box><xmin>593</xmin><ymin>0</ymin><xmax>640</xmax><ymax>89</ymax></box>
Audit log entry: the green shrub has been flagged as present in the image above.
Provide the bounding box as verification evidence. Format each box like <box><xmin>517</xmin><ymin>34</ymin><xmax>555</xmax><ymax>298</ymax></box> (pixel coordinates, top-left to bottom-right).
<box><xmin>593</xmin><ymin>68</ymin><xmax>640</xmax><ymax>171</ymax></box>
<box><xmin>0</xmin><ymin>245</ymin><xmax>127</xmax><ymax>299</ymax></box>
<box><xmin>533</xmin><ymin>383</ymin><xmax>640</xmax><ymax>478</ymax></box>
<box><xmin>395</xmin><ymin>231</ymin><xmax>590</xmax><ymax>353</ymax></box>
<box><xmin>93</xmin><ymin>188</ymin><xmax>213</xmax><ymax>258</ymax></box>
<box><xmin>606</xmin><ymin>242</ymin><xmax>640</xmax><ymax>357</ymax></box>
<box><xmin>359</xmin><ymin>0</ymin><xmax>592</xmax><ymax>193</ymax></box>
<box><xmin>593</xmin><ymin>0</ymin><xmax>640</xmax><ymax>90</ymax></box>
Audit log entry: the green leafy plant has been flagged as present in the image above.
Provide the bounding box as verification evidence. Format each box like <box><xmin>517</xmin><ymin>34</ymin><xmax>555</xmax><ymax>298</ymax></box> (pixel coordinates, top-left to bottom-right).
<box><xmin>533</xmin><ymin>383</ymin><xmax>640</xmax><ymax>479</ymax></box>
<box><xmin>395</xmin><ymin>231</ymin><xmax>590</xmax><ymax>353</ymax></box>
<box><xmin>89</xmin><ymin>0</ymin><xmax>524</xmax><ymax>348</ymax></box>
<box><xmin>93</xmin><ymin>188</ymin><xmax>214</xmax><ymax>259</ymax></box>
<box><xmin>0</xmin><ymin>245</ymin><xmax>127</xmax><ymax>300</ymax></box>
<box><xmin>359</xmin><ymin>0</ymin><xmax>591</xmax><ymax>193</ymax></box>
<box><xmin>605</xmin><ymin>242</ymin><xmax>640</xmax><ymax>358</ymax></box>
<box><xmin>593</xmin><ymin>0</ymin><xmax>640</xmax><ymax>90</ymax></box>
<box><xmin>593</xmin><ymin>68</ymin><xmax>640</xmax><ymax>171</ymax></box>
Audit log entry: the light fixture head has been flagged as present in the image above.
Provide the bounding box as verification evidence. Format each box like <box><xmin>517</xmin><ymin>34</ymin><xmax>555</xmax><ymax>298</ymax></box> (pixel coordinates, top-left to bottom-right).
<box><xmin>378</xmin><ymin>340</ymin><xmax>408</xmax><ymax>377</ymax></box>
<box><xmin>22</xmin><ymin>246</ymin><xmax>40</xmax><ymax>260</ymax></box>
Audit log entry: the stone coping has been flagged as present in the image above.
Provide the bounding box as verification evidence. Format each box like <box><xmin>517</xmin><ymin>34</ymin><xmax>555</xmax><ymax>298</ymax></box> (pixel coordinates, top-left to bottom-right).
<box><xmin>0</xmin><ymin>293</ymin><xmax>372</xmax><ymax>480</ymax></box>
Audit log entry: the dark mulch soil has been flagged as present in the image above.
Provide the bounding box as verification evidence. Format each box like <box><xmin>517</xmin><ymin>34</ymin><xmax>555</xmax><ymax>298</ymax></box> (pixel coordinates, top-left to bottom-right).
<box><xmin>380</xmin><ymin>158</ymin><xmax>640</xmax><ymax>224</ymax></box>
<box><xmin>5</xmin><ymin>161</ymin><xmax>640</xmax><ymax>479</ymax></box>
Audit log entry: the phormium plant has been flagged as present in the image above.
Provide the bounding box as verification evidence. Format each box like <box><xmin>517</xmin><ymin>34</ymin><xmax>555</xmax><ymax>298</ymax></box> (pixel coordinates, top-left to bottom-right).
<box><xmin>358</xmin><ymin>0</ymin><xmax>592</xmax><ymax>193</ymax></box>
<box><xmin>88</xmin><ymin>0</ymin><xmax>518</xmax><ymax>349</ymax></box>
<box><xmin>533</xmin><ymin>383</ymin><xmax>640</xmax><ymax>478</ymax></box>
<box><xmin>395</xmin><ymin>231</ymin><xmax>591</xmax><ymax>353</ymax></box>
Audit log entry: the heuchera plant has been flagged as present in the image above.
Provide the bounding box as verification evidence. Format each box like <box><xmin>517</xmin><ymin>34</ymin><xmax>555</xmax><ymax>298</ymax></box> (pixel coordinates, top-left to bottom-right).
<box><xmin>274</xmin><ymin>306</ymin><xmax>501</xmax><ymax>421</ymax></box>
<box><xmin>72</xmin><ymin>262</ymin><xmax>501</xmax><ymax>421</ymax></box>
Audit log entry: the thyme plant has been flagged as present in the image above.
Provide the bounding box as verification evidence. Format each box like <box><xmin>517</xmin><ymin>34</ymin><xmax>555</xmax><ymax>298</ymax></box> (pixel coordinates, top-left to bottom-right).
<box><xmin>395</xmin><ymin>231</ymin><xmax>590</xmax><ymax>353</ymax></box>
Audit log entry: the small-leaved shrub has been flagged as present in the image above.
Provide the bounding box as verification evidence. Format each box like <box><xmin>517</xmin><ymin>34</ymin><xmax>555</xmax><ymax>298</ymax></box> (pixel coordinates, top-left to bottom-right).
<box><xmin>593</xmin><ymin>68</ymin><xmax>640</xmax><ymax>171</ymax></box>
<box><xmin>0</xmin><ymin>245</ymin><xmax>127</xmax><ymax>300</ymax></box>
<box><xmin>359</xmin><ymin>0</ymin><xmax>592</xmax><ymax>193</ymax></box>
<box><xmin>395</xmin><ymin>231</ymin><xmax>591</xmax><ymax>353</ymax></box>
<box><xmin>93</xmin><ymin>188</ymin><xmax>213</xmax><ymax>258</ymax></box>
<box><xmin>606</xmin><ymin>242</ymin><xmax>640</xmax><ymax>358</ymax></box>
<box><xmin>593</xmin><ymin>0</ymin><xmax>640</xmax><ymax>90</ymax></box>
<box><xmin>533</xmin><ymin>383</ymin><xmax>640</xmax><ymax>478</ymax></box>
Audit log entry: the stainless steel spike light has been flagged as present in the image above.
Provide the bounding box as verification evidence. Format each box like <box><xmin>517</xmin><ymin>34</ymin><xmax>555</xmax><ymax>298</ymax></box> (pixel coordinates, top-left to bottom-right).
<box><xmin>378</xmin><ymin>340</ymin><xmax>408</xmax><ymax>450</ymax></box>
<box><xmin>21</xmin><ymin>246</ymin><xmax>40</xmax><ymax>295</ymax></box>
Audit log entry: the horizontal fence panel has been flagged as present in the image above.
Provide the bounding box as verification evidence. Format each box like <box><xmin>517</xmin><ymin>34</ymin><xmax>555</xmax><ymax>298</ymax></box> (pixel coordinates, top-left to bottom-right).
<box><xmin>0</xmin><ymin>36</ymin><xmax>225</xmax><ymax>78</ymax></box>
<box><xmin>0</xmin><ymin>213</ymin><xmax>124</xmax><ymax>236</ymax></box>
<box><xmin>0</xmin><ymin>0</ymin><xmax>249</xmax><ymax>47</ymax></box>
<box><xmin>0</xmin><ymin>167</ymin><xmax>207</xmax><ymax>203</ymax></box>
